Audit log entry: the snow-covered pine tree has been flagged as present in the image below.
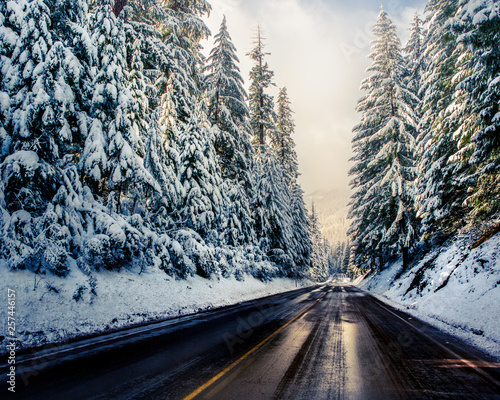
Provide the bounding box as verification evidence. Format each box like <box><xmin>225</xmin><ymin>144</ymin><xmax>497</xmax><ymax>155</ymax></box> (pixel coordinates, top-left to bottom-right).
<box><xmin>404</xmin><ymin>11</ymin><xmax>426</xmax><ymax>103</ymax></box>
<box><xmin>273</xmin><ymin>86</ymin><xmax>299</xmax><ymax>184</ymax></box>
<box><xmin>453</xmin><ymin>0</ymin><xmax>500</xmax><ymax>221</ymax></box>
<box><xmin>159</xmin><ymin>0</ymin><xmax>211</xmax><ymax>137</ymax></box>
<box><xmin>143</xmin><ymin>108</ymin><xmax>181</xmax><ymax>229</ymax></box>
<box><xmin>124</xmin><ymin>23</ymin><xmax>150</xmax><ymax>155</ymax></box>
<box><xmin>348</xmin><ymin>8</ymin><xmax>418</xmax><ymax>271</ymax></box>
<box><xmin>2</xmin><ymin>0</ymin><xmax>91</xmax><ymax>215</ymax></box>
<box><xmin>153</xmin><ymin>2</ymin><xmax>235</xmax><ymax>248</ymax></box>
<box><xmin>0</xmin><ymin>0</ymin><xmax>18</xmax><ymax>159</ymax></box>
<box><xmin>204</xmin><ymin>16</ymin><xmax>255</xmax><ymax>246</ymax></box>
<box><xmin>247</xmin><ymin>25</ymin><xmax>276</xmax><ymax>148</ymax></box>
<box><xmin>342</xmin><ymin>240</ymin><xmax>351</xmax><ymax>275</ymax></box>
<box><xmin>3</xmin><ymin>0</ymin><xmax>57</xmax><ymax>171</ymax></box>
<box><xmin>204</xmin><ymin>16</ymin><xmax>253</xmax><ymax>181</ymax></box>
<box><xmin>0</xmin><ymin>0</ymin><xmax>95</xmax><ymax>275</ymax></box>
<box><xmin>124</xmin><ymin>0</ymin><xmax>169</xmax><ymax>111</ymax></box>
<box><xmin>252</xmin><ymin>146</ymin><xmax>294</xmax><ymax>273</ymax></box>
<box><xmin>85</xmin><ymin>0</ymin><xmax>158</xmax><ymax>213</ymax></box>
<box><xmin>246</xmin><ymin>26</ymin><xmax>298</xmax><ymax>272</ymax></box>
<box><xmin>334</xmin><ymin>241</ymin><xmax>346</xmax><ymax>274</ymax></box>
<box><xmin>309</xmin><ymin>202</ymin><xmax>328</xmax><ymax>281</ymax></box>
<box><xmin>271</xmin><ymin>87</ymin><xmax>312</xmax><ymax>272</ymax></box>
<box><xmin>224</xmin><ymin>175</ymin><xmax>255</xmax><ymax>246</ymax></box>
<box><xmin>323</xmin><ymin>239</ymin><xmax>334</xmax><ymax>277</ymax></box>
<box><xmin>415</xmin><ymin>0</ymin><xmax>466</xmax><ymax>238</ymax></box>
<box><xmin>175</xmin><ymin>107</ymin><xmax>225</xmax><ymax>243</ymax></box>
<box><xmin>289</xmin><ymin>183</ymin><xmax>312</xmax><ymax>276</ymax></box>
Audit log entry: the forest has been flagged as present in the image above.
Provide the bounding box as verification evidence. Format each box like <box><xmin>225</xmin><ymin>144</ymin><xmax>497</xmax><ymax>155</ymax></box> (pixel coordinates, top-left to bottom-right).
<box><xmin>1</xmin><ymin>0</ymin><xmax>499</xmax><ymax>284</ymax></box>
<box><xmin>0</xmin><ymin>0</ymin><xmax>333</xmax><ymax>282</ymax></box>
<box><xmin>347</xmin><ymin>0</ymin><xmax>500</xmax><ymax>274</ymax></box>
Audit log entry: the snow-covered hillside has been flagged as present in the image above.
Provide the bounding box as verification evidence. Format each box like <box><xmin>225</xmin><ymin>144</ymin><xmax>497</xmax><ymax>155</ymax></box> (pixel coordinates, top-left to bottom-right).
<box><xmin>0</xmin><ymin>263</ymin><xmax>313</xmax><ymax>354</ymax></box>
<box><xmin>358</xmin><ymin>232</ymin><xmax>500</xmax><ymax>359</ymax></box>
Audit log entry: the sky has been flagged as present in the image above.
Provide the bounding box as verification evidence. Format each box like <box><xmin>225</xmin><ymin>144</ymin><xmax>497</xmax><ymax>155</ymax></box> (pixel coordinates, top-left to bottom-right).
<box><xmin>202</xmin><ymin>0</ymin><xmax>427</xmax><ymax>195</ymax></box>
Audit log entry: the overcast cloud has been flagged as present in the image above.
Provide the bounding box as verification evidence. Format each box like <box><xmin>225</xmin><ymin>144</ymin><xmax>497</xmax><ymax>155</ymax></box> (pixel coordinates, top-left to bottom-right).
<box><xmin>203</xmin><ymin>0</ymin><xmax>427</xmax><ymax>195</ymax></box>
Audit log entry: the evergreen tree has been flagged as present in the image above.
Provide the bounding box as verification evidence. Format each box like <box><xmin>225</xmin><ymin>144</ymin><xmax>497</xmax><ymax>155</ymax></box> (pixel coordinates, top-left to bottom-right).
<box><xmin>309</xmin><ymin>202</ymin><xmax>328</xmax><ymax>281</ymax></box>
<box><xmin>143</xmin><ymin>108</ymin><xmax>181</xmax><ymax>220</ymax></box>
<box><xmin>0</xmin><ymin>0</ymin><xmax>17</xmax><ymax>159</ymax></box>
<box><xmin>2</xmin><ymin>0</ymin><xmax>92</xmax><ymax>215</ymax></box>
<box><xmin>204</xmin><ymin>16</ymin><xmax>253</xmax><ymax>181</ymax></box>
<box><xmin>271</xmin><ymin>87</ymin><xmax>311</xmax><ymax>272</ymax></box>
<box><xmin>289</xmin><ymin>183</ymin><xmax>312</xmax><ymax>275</ymax></box>
<box><xmin>273</xmin><ymin>87</ymin><xmax>299</xmax><ymax>184</ymax></box>
<box><xmin>125</xmin><ymin>22</ymin><xmax>151</xmax><ymax>153</ymax></box>
<box><xmin>204</xmin><ymin>16</ymin><xmax>255</xmax><ymax>246</ymax></box>
<box><xmin>125</xmin><ymin>0</ymin><xmax>169</xmax><ymax>111</ymax></box>
<box><xmin>247</xmin><ymin>25</ymin><xmax>300</xmax><ymax>274</ymax></box>
<box><xmin>159</xmin><ymin>0</ymin><xmax>211</xmax><ymax>137</ymax></box>
<box><xmin>0</xmin><ymin>0</ymin><xmax>94</xmax><ymax>275</ymax></box>
<box><xmin>253</xmin><ymin>147</ymin><xmax>294</xmax><ymax>272</ymax></box>
<box><xmin>348</xmin><ymin>8</ymin><xmax>418</xmax><ymax>271</ymax></box>
<box><xmin>224</xmin><ymin>175</ymin><xmax>255</xmax><ymax>246</ymax></box>
<box><xmin>454</xmin><ymin>0</ymin><xmax>500</xmax><ymax>220</ymax></box>
<box><xmin>175</xmin><ymin>109</ymin><xmax>225</xmax><ymax>240</ymax></box>
<box><xmin>247</xmin><ymin>25</ymin><xmax>276</xmax><ymax>148</ymax></box>
<box><xmin>85</xmin><ymin>0</ymin><xmax>158</xmax><ymax>212</ymax></box>
<box><xmin>415</xmin><ymin>0</ymin><xmax>465</xmax><ymax>238</ymax></box>
<box><xmin>342</xmin><ymin>240</ymin><xmax>352</xmax><ymax>276</ymax></box>
<box><xmin>404</xmin><ymin>11</ymin><xmax>426</xmax><ymax>102</ymax></box>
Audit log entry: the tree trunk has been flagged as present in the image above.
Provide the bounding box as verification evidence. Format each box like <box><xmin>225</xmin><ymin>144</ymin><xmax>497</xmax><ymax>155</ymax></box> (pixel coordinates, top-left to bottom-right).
<box><xmin>402</xmin><ymin>247</ymin><xmax>409</xmax><ymax>270</ymax></box>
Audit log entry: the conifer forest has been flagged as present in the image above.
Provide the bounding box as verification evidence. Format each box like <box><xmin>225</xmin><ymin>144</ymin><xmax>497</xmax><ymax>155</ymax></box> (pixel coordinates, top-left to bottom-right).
<box><xmin>347</xmin><ymin>1</ymin><xmax>500</xmax><ymax>275</ymax></box>
<box><xmin>1</xmin><ymin>0</ymin><xmax>499</xmax><ymax>284</ymax></box>
<box><xmin>0</xmin><ymin>0</ymin><xmax>331</xmax><ymax>282</ymax></box>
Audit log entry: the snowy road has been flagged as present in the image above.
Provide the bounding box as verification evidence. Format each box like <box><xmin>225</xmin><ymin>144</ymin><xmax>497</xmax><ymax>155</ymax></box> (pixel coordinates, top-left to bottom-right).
<box><xmin>4</xmin><ymin>283</ymin><xmax>500</xmax><ymax>399</ymax></box>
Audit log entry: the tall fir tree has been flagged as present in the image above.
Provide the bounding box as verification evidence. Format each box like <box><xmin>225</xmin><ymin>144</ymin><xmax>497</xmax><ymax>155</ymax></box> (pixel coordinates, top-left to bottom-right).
<box><xmin>159</xmin><ymin>0</ymin><xmax>211</xmax><ymax>138</ymax></box>
<box><xmin>0</xmin><ymin>0</ymin><xmax>18</xmax><ymax>159</ymax></box>
<box><xmin>247</xmin><ymin>25</ymin><xmax>296</xmax><ymax>272</ymax></box>
<box><xmin>289</xmin><ymin>183</ymin><xmax>312</xmax><ymax>275</ymax></box>
<box><xmin>309</xmin><ymin>202</ymin><xmax>328</xmax><ymax>281</ymax></box>
<box><xmin>143</xmin><ymin>107</ymin><xmax>181</xmax><ymax>222</ymax></box>
<box><xmin>247</xmin><ymin>25</ymin><xmax>276</xmax><ymax>148</ymax></box>
<box><xmin>252</xmin><ymin>147</ymin><xmax>294</xmax><ymax>270</ymax></box>
<box><xmin>415</xmin><ymin>0</ymin><xmax>465</xmax><ymax>238</ymax></box>
<box><xmin>273</xmin><ymin>87</ymin><xmax>299</xmax><ymax>184</ymax></box>
<box><xmin>125</xmin><ymin>0</ymin><xmax>170</xmax><ymax>111</ymax></box>
<box><xmin>204</xmin><ymin>16</ymin><xmax>255</xmax><ymax>246</ymax></box>
<box><xmin>175</xmin><ymin>108</ymin><xmax>225</xmax><ymax>241</ymax></box>
<box><xmin>404</xmin><ymin>11</ymin><xmax>426</xmax><ymax>101</ymax></box>
<box><xmin>204</xmin><ymin>16</ymin><xmax>253</xmax><ymax>181</ymax></box>
<box><xmin>272</xmin><ymin>87</ymin><xmax>311</xmax><ymax>272</ymax></box>
<box><xmin>85</xmin><ymin>0</ymin><xmax>158</xmax><ymax>212</ymax></box>
<box><xmin>348</xmin><ymin>8</ymin><xmax>418</xmax><ymax>271</ymax></box>
<box><xmin>453</xmin><ymin>0</ymin><xmax>500</xmax><ymax>221</ymax></box>
<box><xmin>342</xmin><ymin>240</ymin><xmax>352</xmax><ymax>276</ymax></box>
<box><xmin>2</xmin><ymin>0</ymin><xmax>93</xmax><ymax>215</ymax></box>
<box><xmin>155</xmin><ymin>2</ymin><xmax>232</xmax><ymax>244</ymax></box>
<box><xmin>0</xmin><ymin>0</ymin><xmax>95</xmax><ymax>275</ymax></box>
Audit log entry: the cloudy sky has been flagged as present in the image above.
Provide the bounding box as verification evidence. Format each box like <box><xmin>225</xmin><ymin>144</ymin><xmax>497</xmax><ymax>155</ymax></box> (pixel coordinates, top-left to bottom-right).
<box><xmin>202</xmin><ymin>0</ymin><xmax>427</xmax><ymax>195</ymax></box>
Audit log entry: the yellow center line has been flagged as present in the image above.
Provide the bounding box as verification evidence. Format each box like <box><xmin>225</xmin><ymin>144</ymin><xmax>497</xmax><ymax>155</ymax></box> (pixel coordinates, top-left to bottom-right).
<box><xmin>182</xmin><ymin>292</ymin><xmax>327</xmax><ymax>400</ymax></box>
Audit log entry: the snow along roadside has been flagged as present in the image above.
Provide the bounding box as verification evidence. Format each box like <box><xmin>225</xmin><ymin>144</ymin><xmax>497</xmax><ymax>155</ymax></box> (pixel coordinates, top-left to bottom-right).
<box><xmin>0</xmin><ymin>262</ymin><xmax>315</xmax><ymax>355</ymax></box>
<box><xmin>357</xmin><ymin>232</ymin><xmax>500</xmax><ymax>361</ymax></box>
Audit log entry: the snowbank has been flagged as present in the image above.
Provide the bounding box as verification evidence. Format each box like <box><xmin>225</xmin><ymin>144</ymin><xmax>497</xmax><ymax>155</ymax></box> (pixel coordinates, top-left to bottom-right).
<box><xmin>359</xmin><ymin>232</ymin><xmax>500</xmax><ymax>359</ymax></box>
<box><xmin>0</xmin><ymin>264</ymin><xmax>313</xmax><ymax>353</ymax></box>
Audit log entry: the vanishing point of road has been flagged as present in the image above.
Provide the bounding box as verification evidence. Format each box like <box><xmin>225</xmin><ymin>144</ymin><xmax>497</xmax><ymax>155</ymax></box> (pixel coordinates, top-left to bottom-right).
<box><xmin>4</xmin><ymin>283</ymin><xmax>500</xmax><ymax>399</ymax></box>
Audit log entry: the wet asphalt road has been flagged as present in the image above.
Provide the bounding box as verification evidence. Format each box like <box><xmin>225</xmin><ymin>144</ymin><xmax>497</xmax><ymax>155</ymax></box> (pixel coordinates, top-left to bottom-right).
<box><xmin>3</xmin><ymin>283</ymin><xmax>500</xmax><ymax>399</ymax></box>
